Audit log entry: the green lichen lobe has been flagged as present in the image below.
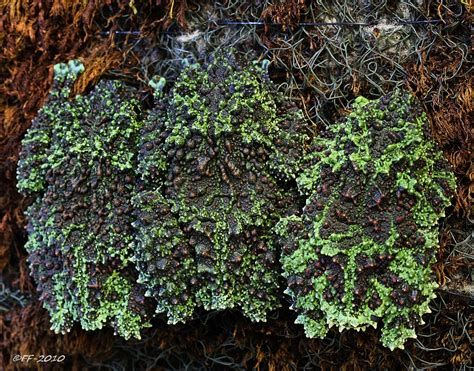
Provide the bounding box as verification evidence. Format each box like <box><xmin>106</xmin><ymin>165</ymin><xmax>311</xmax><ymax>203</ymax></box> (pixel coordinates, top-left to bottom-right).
<box><xmin>17</xmin><ymin>61</ymin><xmax>150</xmax><ymax>339</ymax></box>
<box><xmin>277</xmin><ymin>90</ymin><xmax>456</xmax><ymax>350</ymax></box>
<box><xmin>135</xmin><ymin>52</ymin><xmax>308</xmax><ymax>323</ymax></box>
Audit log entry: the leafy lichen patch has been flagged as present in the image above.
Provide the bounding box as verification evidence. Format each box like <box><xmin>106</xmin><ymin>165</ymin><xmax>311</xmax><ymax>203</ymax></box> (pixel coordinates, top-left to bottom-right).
<box><xmin>134</xmin><ymin>52</ymin><xmax>309</xmax><ymax>323</ymax></box>
<box><xmin>17</xmin><ymin>61</ymin><xmax>151</xmax><ymax>339</ymax></box>
<box><xmin>277</xmin><ymin>90</ymin><xmax>456</xmax><ymax>350</ymax></box>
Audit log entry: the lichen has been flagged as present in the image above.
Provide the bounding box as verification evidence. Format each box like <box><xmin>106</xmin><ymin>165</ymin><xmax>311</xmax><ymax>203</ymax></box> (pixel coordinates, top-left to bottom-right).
<box><xmin>18</xmin><ymin>57</ymin><xmax>455</xmax><ymax>348</ymax></box>
<box><xmin>17</xmin><ymin>60</ymin><xmax>150</xmax><ymax>339</ymax></box>
<box><xmin>134</xmin><ymin>52</ymin><xmax>308</xmax><ymax>323</ymax></box>
<box><xmin>276</xmin><ymin>90</ymin><xmax>456</xmax><ymax>350</ymax></box>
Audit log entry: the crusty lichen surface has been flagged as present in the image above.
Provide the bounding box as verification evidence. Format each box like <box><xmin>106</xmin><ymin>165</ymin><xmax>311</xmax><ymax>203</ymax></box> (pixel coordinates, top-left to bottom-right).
<box><xmin>17</xmin><ymin>60</ymin><xmax>150</xmax><ymax>339</ymax></box>
<box><xmin>134</xmin><ymin>53</ymin><xmax>308</xmax><ymax>323</ymax></box>
<box><xmin>276</xmin><ymin>90</ymin><xmax>456</xmax><ymax>350</ymax></box>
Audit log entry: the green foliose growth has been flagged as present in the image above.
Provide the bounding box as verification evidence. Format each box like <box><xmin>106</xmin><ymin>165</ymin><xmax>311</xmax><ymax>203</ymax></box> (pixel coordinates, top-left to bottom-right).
<box><xmin>17</xmin><ymin>60</ymin><xmax>151</xmax><ymax>339</ymax></box>
<box><xmin>134</xmin><ymin>52</ymin><xmax>309</xmax><ymax>323</ymax></box>
<box><xmin>16</xmin><ymin>60</ymin><xmax>85</xmax><ymax>196</ymax></box>
<box><xmin>276</xmin><ymin>90</ymin><xmax>456</xmax><ymax>350</ymax></box>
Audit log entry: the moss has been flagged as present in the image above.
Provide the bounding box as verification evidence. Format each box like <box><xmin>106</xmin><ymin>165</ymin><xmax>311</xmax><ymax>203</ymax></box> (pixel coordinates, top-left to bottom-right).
<box><xmin>17</xmin><ymin>60</ymin><xmax>151</xmax><ymax>339</ymax></box>
<box><xmin>134</xmin><ymin>52</ymin><xmax>309</xmax><ymax>323</ymax></box>
<box><xmin>277</xmin><ymin>90</ymin><xmax>456</xmax><ymax>350</ymax></box>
